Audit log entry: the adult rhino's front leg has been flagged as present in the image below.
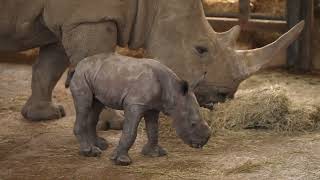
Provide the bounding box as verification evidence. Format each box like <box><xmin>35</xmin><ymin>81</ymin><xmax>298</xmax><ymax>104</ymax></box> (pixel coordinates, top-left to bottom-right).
<box><xmin>22</xmin><ymin>43</ymin><xmax>69</xmax><ymax>121</ymax></box>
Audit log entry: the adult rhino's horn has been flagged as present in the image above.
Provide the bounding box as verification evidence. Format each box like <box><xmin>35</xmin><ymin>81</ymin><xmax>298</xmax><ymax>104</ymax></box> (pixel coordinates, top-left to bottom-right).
<box><xmin>235</xmin><ymin>20</ymin><xmax>305</xmax><ymax>76</ymax></box>
<box><xmin>217</xmin><ymin>25</ymin><xmax>241</xmax><ymax>47</ymax></box>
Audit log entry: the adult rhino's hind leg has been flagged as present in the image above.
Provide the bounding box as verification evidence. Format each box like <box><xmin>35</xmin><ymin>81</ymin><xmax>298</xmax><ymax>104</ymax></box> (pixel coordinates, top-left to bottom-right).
<box><xmin>22</xmin><ymin>43</ymin><xmax>69</xmax><ymax>121</ymax></box>
<box><xmin>62</xmin><ymin>21</ymin><xmax>123</xmax><ymax>130</ymax></box>
<box><xmin>88</xmin><ymin>99</ymin><xmax>109</xmax><ymax>151</ymax></box>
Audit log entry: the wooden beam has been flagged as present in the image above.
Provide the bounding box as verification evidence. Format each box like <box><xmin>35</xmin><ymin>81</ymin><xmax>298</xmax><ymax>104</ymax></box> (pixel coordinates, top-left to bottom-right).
<box><xmin>239</xmin><ymin>0</ymin><xmax>250</xmax><ymax>25</ymax></box>
<box><xmin>206</xmin><ymin>17</ymin><xmax>287</xmax><ymax>33</ymax></box>
<box><xmin>287</xmin><ymin>0</ymin><xmax>314</xmax><ymax>72</ymax></box>
<box><xmin>287</xmin><ymin>0</ymin><xmax>301</xmax><ymax>69</ymax></box>
<box><xmin>299</xmin><ymin>0</ymin><xmax>314</xmax><ymax>71</ymax></box>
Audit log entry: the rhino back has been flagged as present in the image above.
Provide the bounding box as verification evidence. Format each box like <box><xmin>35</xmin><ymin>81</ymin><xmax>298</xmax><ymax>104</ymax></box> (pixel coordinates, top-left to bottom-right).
<box><xmin>44</xmin><ymin>0</ymin><xmax>135</xmax><ymax>45</ymax></box>
<box><xmin>0</xmin><ymin>0</ymin><xmax>135</xmax><ymax>51</ymax></box>
<box><xmin>77</xmin><ymin>54</ymin><xmax>163</xmax><ymax>109</ymax></box>
<box><xmin>0</xmin><ymin>0</ymin><xmax>58</xmax><ymax>51</ymax></box>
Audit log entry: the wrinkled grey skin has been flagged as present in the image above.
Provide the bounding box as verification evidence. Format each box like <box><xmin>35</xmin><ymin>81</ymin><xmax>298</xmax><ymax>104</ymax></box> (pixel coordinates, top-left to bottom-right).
<box><xmin>70</xmin><ymin>53</ymin><xmax>211</xmax><ymax>166</ymax></box>
<box><xmin>0</xmin><ymin>0</ymin><xmax>304</xmax><ymax>121</ymax></box>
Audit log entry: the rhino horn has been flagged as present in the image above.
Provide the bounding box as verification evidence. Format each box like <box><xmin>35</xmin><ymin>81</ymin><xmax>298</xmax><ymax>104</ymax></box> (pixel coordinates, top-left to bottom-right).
<box><xmin>217</xmin><ymin>25</ymin><xmax>241</xmax><ymax>47</ymax></box>
<box><xmin>235</xmin><ymin>20</ymin><xmax>305</xmax><ymax>77</ymax></box>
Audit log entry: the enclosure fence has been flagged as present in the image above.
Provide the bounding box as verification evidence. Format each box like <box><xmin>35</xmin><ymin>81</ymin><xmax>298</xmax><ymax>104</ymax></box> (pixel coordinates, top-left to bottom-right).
<box><xmin>206</xmin><ymin>0</ymin><xmax>314</xmax><ymax>72</ymax></box>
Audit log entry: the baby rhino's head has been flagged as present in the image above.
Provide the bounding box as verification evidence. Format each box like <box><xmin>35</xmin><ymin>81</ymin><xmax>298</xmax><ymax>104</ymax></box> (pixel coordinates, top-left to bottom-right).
<box><xmin>170</xmin><ymin>79</ymin><xmax>211</xmax><ymax>149</ymax></box>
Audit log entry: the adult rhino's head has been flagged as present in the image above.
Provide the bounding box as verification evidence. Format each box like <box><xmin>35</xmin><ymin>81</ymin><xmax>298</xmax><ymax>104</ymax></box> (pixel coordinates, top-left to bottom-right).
<box><xmin>137</xmin><ymin>0</ymin><xmax>304</xmax><ymax>108</ymax></box>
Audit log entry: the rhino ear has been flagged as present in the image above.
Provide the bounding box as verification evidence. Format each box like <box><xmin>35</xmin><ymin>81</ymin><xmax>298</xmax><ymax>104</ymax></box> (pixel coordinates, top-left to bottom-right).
<box><xmin>190</xmin><ymin>72</ymin><xmax>207</xmax><ymax>91</ymax></box>
<box><xmin>217</xmin><ymin>25</ymin><xmax>241</xmax><ymax>47</ymax></box>
<box><xmin>180</xmin><ymin>80</ymin><xmax>189</xmax><ymax>96</ymax></box>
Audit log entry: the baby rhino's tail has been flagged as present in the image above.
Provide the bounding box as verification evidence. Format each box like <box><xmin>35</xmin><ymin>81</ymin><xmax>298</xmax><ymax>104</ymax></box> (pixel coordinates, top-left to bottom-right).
<box><xmin>65</xmin><ymin>69</ymin><xmax>75</xmax><ymax>88</ymax></box>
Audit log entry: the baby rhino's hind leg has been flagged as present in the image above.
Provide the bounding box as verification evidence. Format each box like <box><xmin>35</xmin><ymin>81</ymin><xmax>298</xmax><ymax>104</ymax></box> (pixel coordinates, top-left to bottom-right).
<box><xmin>88</xmin><ymin>99</ymin><xmax>109</xmax><ymax>150</ymax></box>
<box><xmin>71</xmin><ymin>79</ymin><xmax>106</xmax><ymax>157</ymax></box>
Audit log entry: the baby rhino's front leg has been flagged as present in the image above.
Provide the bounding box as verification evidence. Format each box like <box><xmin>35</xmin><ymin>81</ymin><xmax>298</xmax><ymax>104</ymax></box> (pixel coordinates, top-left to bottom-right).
<box><xmin>141</xmin><ymin>111</ymin><xmax>167</xmax><ymax>157</ymax></box>
<box><xmin>111</xmin><ymin>105</ymin><xmax>144</xmax><ymax>166</ymax></box>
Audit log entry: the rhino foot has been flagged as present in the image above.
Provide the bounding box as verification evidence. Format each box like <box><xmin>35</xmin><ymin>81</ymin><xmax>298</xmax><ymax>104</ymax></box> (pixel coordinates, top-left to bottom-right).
<box><xmin>22</xmin><ymin>100</ymin><xmax>65</xmax><ymax>121</ymax></box>
<box><xmin>80</xmin><ymin>145</ymin><xmax>102</xmax><ymax>157</ymax></box>
<box><xmin>141</xmin><ymin>144</ymin><xmax>167</xmax><ymax>157</ymax></box>
<box><xmin>95</xmin><ymin>137</ymin><xmax>109</xmax><ymax>150</ymax></box>
<box><xmin>110</xmin><ymin>151</ymin><xmax>132</xmax><ymax>166</ymax></box>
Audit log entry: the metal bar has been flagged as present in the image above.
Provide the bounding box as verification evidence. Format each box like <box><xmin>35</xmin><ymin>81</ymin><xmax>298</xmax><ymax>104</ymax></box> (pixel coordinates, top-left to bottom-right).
<box><xmin>250</xmin><ymin>13</ymin><xmax>285</xmax><ymax>20</ymax></box>
<box><xmin>287</xmin><ymin>0</ymin><xmax>314</xmax><ymax>72</ymax></box>
<box><xmin>205</xmin><ymin>12</ymin><xmax>285</xmax><ymax>21</ymax></box>
<box><xmin>206</xmin><ymin>17</ymin><xmax>287</xmax><ymax>33</ymax></box>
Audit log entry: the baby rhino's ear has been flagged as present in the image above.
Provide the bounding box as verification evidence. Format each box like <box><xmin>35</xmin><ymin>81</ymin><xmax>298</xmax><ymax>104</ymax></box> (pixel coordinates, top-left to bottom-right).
<box><xmin>180</xmin><ymin>80</ymin><xmax>189</xmax><ymax>96</ymax></box>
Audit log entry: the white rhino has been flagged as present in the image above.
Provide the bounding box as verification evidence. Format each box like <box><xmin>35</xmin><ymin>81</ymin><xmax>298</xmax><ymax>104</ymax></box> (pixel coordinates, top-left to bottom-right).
<box><xmin>70</xmin><ymin>53</ymin><xmax>211</xmax><ymax>165</ymax></box>
<box><xmin>0</xmin><ymin>0</ymin><xmax>304</xmax><ymax>121</ymax></box>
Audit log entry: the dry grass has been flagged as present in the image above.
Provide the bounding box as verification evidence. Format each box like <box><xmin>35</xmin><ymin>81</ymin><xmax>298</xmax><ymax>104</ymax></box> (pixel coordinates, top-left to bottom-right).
<box><xmin>202</xmin><ymin>0</ymin><xmax>241</xmax><ymax>15</ymax></box>
<box><xmin>224</xmin><ymin>160</ymin><xmax>267</xmax><ymax>175</ymax></box>
<box><xmin>253</xmin><ymin>0</ymin><xmax>285</xmax><ymax>17</ymax></box>
<box><xmin>200</xmin><ymin>72</ymin><xmax>320</xmax><ymax>134</ymax></box>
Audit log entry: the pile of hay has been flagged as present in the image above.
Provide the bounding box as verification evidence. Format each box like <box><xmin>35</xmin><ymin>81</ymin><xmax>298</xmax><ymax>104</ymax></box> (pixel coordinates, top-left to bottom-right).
<box><xmin>253</xmin><ymin>0</ymin><xmax>285</xmax><ymax>17</ymax></box>
<box><xmin>202</xmin><ymin>0</ymin><xmax>285</xmax><ymax>17</ymax></box>
<box><xmin>202</xmin><ymin>0</ymin><xmax>242</xmax><ymax>15</ymax></box>
<box><xmin>201</xmin><ymin>85</ymin><xmax>320</xmax><ymax>134</ymax></box>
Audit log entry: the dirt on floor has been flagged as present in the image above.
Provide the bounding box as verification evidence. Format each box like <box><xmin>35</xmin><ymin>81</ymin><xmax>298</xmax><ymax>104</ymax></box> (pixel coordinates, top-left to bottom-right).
<box><xmin>1</xmin><ymin>62</ymin><xmax>320</xmax><ymax>180</ymax></box>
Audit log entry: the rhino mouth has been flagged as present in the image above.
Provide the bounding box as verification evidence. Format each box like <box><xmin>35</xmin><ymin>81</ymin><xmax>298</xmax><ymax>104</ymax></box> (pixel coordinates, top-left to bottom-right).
<box><xmin>195</xmin><ymin>85</ymin><xmax>234</xmax><ymax>109</ymax></box>
<box><xmin>201</xmin><ymin>102</ymin><xmax>215</xmax><ymax>110</ymax></box>
<box><xmin>189</xmin><ymin>137</ymin><xmax>210</xmax><ymax>149</ymax></box>
<box><xmin>190</xmin><ymin>143</ymin><xmax>203</xmax><ymax>149</ymax></box>
<box><xmin>197</xmin><ymin>92</ymin><xmax>232</xmax><ymax>110</ymax></box>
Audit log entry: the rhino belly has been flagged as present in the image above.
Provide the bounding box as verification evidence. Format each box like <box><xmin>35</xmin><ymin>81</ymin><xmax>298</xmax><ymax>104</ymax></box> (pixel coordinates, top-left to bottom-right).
<box><xmin>94</xmin><ymin>87</ymin><xmax>128</xmax><ymax>111</ymax></box>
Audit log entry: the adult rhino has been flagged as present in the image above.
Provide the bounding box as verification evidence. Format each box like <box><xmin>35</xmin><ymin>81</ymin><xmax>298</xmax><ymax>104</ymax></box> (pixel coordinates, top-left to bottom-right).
<box><xmin>0</xmin><ymin>0</ymin><xmax>304</xmax><ymax>121</ymax></box>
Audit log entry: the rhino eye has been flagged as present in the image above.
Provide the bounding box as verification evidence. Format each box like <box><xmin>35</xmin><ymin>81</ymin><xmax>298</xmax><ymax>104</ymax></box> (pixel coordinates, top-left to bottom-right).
<box><xmin>195</xmin><ymin>46</ymin><xmax>208</xmax><ymax>55</ymax></box>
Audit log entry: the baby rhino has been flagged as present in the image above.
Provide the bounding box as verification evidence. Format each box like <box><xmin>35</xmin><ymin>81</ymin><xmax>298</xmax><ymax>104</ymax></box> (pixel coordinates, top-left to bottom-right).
<box><xmin>70</xmin><ymin>53</ymin><xmax>211</xmax><ymax>166</ymax></box>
